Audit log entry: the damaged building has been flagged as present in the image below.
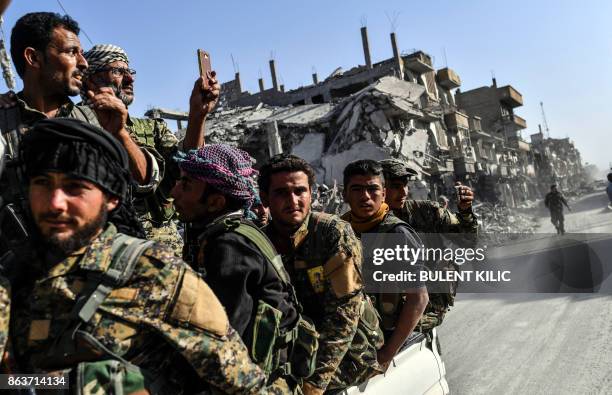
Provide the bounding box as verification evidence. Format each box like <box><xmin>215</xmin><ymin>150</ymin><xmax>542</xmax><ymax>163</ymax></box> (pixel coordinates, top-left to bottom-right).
<box><xmin>147</xmin><ymin>27</ymin><xmax>584</xmax><ymax>210</ymax></box>
<box><xmin>530</xmin><ymin>129</ymin><xmax>584</xmax><ymax>194</ymax></box>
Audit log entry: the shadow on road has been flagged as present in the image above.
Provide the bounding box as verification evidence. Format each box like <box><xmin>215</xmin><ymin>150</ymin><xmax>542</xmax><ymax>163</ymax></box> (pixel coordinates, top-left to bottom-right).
<box><xmin>567</xmin><ymin>192</ymin><xmax>610</xmax><ymax>214</ymax></box>
<box><xmin>455</xmin><ymin>292</ymin><xmax>612</xmax><ymax>305</ymax></box>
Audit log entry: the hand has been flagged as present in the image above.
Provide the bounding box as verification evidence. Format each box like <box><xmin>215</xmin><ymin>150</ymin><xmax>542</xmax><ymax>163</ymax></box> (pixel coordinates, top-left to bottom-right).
<box><xmin>189</xmin><ymin>71</ymin><xmax>220</xmax><ymax>118</ymax></box>
<box><xmin>455</xmin><ymin>181</ymin><xmax>474</xmax><ymax>211</ymax></box>
<box><xmin>376</xmin><ymin>346</ymin><xmax>396</xmax><ymax>366</ymax></box>
<box><xmin>302</xmin><ymin>381</ymin><xmax>324</xmax><ymax>395</ymax></box>
<box><xmin>0</xmin><ymin>91</ymin><xmax>17</xmax><ymax>108</ymax></box>
<box><xmin>87</xmin><ymin>88</ymin><xmax>128</xmax><ymax>135</ymax></box>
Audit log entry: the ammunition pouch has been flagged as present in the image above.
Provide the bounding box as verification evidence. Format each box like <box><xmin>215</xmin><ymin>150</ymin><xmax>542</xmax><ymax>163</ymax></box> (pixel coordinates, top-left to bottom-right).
<box><xmin>75</xmin><ymin>359</ymin><xmax>157</xmax><ymax>395</ymax></box>
<box><xmin>202</xmin><ymin>215</ymin><xmax>320</xmax><ymax>382</ymax></box>
<box><xmin>251</xmin><ymin>300</ymin><xmax>282</xmax><ymax>374</ymax></box>
<box><xmin>251</xmin><ymin>300</ymin><xmax>320</xmax><ymax>382</ymax></box>
<box><xmin>336</xmin><ymin>295</ymin><xmax>384</xmax><ymax>388</ymax></box>
<box><xmin>286</xmin><ymin>316</ymin><xmax>318</xmax><ymax>380</ymax></box>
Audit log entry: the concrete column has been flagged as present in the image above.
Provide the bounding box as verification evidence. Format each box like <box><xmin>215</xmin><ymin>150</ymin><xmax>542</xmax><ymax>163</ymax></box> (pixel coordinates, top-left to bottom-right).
<box><xmin>360</xmin><ymin>26</ymin><xmax>372</xmax><ymax>69</ymax></box>
<box><xmin>234</xmin><ymin>72</ymin><xmax>242</xmax><ymax>93</ymax></box>
<box><xmin>177</xmin><ymin>120</ymin><xmax>183</xmax><ymax>130</ymax></box>
<box><xmin>312</xmin><ymin>72</ymin><xmax>319</xmax><ymax>85</ymax></box>
<box><xmin>390</xmin><ymin>32</ymin><xmax>404</xmax><ymax>78</ymax></box>
<box><xmin>265</xmin><ymin>121</ymin><xmax>283</xmax><ymax>156</ymax></box>
<box><xmin>258</xmin><ymin>78</ymin><xmax>265</xmax><ymax>93</ymax></box>
<box><xmin>269</xmin><ymin>60</ymin><xmax>279</xmax><ymax>91</ymax></box>
<box><xmin>280</xmin><ymin>84</ymin><xmax>285</xmax><ymax>92</ymax></box>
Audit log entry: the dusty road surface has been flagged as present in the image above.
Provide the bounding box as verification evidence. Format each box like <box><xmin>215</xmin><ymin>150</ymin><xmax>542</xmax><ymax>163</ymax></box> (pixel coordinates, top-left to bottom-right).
<box><xmin>439</xmin><ymin>192</ymin><xmax>612</xmax><ymax>395</ymax></box>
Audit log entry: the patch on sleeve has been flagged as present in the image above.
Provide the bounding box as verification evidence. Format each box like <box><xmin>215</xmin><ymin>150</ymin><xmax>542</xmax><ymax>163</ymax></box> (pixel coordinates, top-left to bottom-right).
<box><xmin>170</xmin><ymin>270</ymin><xmax>229</xmax><ymax>337</ymax></box>
<box><xmin>323</xmin><ymin>253</ymin><xmax>362</xmax><ymax>298</ymax></box>
<box><xmin>307</xmin><ymin>266</ymin><xmax>326</xmax><ymax>294</ymax></box>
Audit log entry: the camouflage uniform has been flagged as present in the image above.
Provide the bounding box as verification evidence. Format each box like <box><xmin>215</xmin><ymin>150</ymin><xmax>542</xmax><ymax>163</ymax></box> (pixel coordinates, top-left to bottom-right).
<box><xmin>0</xmin><ymin>276</ymin><xmax>9</xmax><ymax>359</ymax></box>
<box><xmin>265</xmin><ymin>212</ymin><xmax>382</xmax><ymax>393</ymax></box>
<box><xmin>11</xmin><ymin>92</ymin><xmax>100</xmax><ymax>127</ymax></box>
<box><xmin>6</xmin><ymin>224</ymin><xmax>289</xmax><ymax>394</ymax></box>
<box><xmin>397</xmin><ymin>199</ymin><xmax>479</xmax><ymax>234</ymax></box>
<box><xmin>125</xmin><ymin>115</ymin><xmax>184</xmax><ymax>256</ymax></box>
<box><xmin>394</xmin><ymin>199</ymin><xmax>478</xmax><ymax>331</ymax></box>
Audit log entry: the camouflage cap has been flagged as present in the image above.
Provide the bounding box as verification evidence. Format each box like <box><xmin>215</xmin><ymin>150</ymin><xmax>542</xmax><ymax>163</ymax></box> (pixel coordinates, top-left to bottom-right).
<box><xmin>379</xmin><ymin>158</ymin><xmax>418</xmax><ymax>179</ymax></box>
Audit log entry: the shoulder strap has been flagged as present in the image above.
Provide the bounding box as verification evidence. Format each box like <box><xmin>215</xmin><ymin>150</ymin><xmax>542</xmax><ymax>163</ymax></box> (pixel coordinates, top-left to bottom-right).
<box><xmin>308</xmin><ymin>212</ymin><xmax>333</xmax><ymax>254</ymax></box>
<box><xmin>72</xmin><ymin>105</ymin><xmax>101</xmax><ymax>127</ymax></box>
<box><xmin>233</xmin><ymin>221</ymin><xmax>291</xmax><ymax>286</ymax></box>
<box><xmin>75</xmin><ymin>234</ymin><xmax>155</xmax><ymax>323</ymax></box>
<box><xmin>375</xmin><ymin>213</ymin><xmax>407</xmax><ymax>233</ymax></box>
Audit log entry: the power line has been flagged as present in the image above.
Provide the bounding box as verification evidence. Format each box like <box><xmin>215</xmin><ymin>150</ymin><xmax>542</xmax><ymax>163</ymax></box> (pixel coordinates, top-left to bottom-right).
<box><xmin>56</xmin><ymin>0</ymin><xmax>93</xmax><ymax>45</ymax></box>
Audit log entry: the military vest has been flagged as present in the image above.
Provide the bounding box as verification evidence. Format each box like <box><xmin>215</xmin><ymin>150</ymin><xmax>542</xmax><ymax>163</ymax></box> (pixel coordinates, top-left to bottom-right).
<box><xmin>9</xmin><ymin>234</ymin><xmax>200</xmax><ymax>394</ymax></box>
<box><xmin>370</xmin><ymin>211</ymin><xmax>408</xmax><ymax>234</ymax></box>
<box><xmin>286</xmin><ymin>212</ymin><xmax>384</xmax><ymax>387</ymax></box>
<box><xmin>194</xmin><ymin>214</ymin><xmax>319</xmax><ymax>380</ymax></box>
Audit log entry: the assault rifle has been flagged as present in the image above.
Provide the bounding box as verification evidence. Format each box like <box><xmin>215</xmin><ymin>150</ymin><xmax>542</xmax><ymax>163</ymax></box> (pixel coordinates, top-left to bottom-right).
<box><xmin>0</xmin><ymin>107</ymin><xmax>34</xmax><ymax>282</ymax></box>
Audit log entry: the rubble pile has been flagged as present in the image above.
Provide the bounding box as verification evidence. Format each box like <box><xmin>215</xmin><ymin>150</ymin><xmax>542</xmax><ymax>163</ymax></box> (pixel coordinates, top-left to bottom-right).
<box><xmin>326</xmin><ymin>77</ymin><xmax>426</xmax><ymax>157</ymax></box>
<box><xmin>311</xmin><ymin>182</ymin><xmax>346</xmax><ymax>215</ymax></box>
<box><xmin>474</xmin><ymin>202</ymin><xmax>539</xmax><ymax>234</ymax></box>
<box><xmin>203</xmin><ymin>104</ymin><xmax>273</xmax><ymax>146</ymax></box>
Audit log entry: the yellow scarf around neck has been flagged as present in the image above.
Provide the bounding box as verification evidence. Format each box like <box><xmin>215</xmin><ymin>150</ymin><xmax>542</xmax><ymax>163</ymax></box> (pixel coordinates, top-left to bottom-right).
<box><xmin>341</xmin><ymin>202</ymin><xmax>390</xmax><ymax>234</ymax></box>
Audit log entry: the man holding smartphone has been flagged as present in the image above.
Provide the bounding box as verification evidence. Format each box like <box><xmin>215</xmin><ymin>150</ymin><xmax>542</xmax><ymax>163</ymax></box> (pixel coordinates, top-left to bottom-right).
<box><xmin>81</xmin><ymin>44</ymin><xmax>220</xmax><ymax>255</ymax></box>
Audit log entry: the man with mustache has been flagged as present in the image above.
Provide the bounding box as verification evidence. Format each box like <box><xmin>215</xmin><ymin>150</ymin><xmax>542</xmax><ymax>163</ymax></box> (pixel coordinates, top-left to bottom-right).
<box><xmin>341</xmin><ymin>159</ymin><xmax>428</xmax><ymax>367</ymax></box>
<box><xmin>0</xmin><ymin>12</ymin><xmax>137</xmax><ymax>271</ymax></box>
<box><xmin>80</xmin><ymin>44</ymin><xmax>220</xmax><ymax>256</ymax></box>
<box><xmin>3</xmin><ymin>12</ymin><xmax>129</xmax><ymax>139</ymax></box>
<box><xmin>2</xmin><ymin>118</ymin><xmax>291</xmax><ymax>394</ymax></box>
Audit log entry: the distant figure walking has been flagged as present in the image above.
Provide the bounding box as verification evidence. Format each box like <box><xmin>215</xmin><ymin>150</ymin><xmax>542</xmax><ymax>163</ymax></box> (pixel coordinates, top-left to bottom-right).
<box><xmin>606</xmin><ymin>173</ymin><xmax>612</xmax><ymax>208</ymax></box>
<box><xmin>544</xmin><ymin>184</ymin><xmax>571</xmax><ymax>234</ymax></box>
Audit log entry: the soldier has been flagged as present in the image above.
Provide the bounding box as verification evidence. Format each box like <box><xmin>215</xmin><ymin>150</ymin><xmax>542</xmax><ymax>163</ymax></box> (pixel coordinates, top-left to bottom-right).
<box><xmin>607</xmin><ymin>173</ymin><xmax>612</xmax><ymax>207</ymax></box>
<box><xmin>379</xmin><ymin>159</ymin><xmax>478</xmax><ymax>233</ymax></box>
<box><xmin>2</xmin><ymin>118</ymin><xmax>289</xmax><ymax>394</ymax></box>
<box><xmin>80</xmin><ymin>44</ymin><xmax>220</xmax><ymax>255</ymax></box>
<box><xmin>251</xmin><ymin>195</ymin><xmax>271</xmax><ymax>227</ymax></box>
<box><xmin>259</xmin><ymin>154</ymin><xmax>384</xmax><ymax>395</ymax></box>
<box><xmin>4</xmin><ymin>13</ymin><xmax>144</xmax><ymax>174</ymax></box>
<box><xmin>0</xmin><ymin>12</ymin><xmax>145</xmax><ymax>269</ymax></box>
<box><xmin>379</xmin><ymin>158</ymin><xmax>478</xmax><ymax>333</ymax></box>
<box><xmin>544</xmin><ymin>184</ymin><xmax>571</xmax><ymax>234</ymax></box>
<box><xmin>170</xmin><ymin>144</ymin><xmax>300</xmax><ymax>374</ymax></box>
<box><xmin>341</xmin><ymin>160</ymin><xmax>428</xmax><ymax>366</ymax></box>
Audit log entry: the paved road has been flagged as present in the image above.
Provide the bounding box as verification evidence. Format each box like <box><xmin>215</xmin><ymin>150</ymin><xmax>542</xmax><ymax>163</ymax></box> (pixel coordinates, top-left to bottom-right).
<box><xmin>439</xmin><ymin>192</ymin><xmax>612</xmax><ymax>395</ymax></box>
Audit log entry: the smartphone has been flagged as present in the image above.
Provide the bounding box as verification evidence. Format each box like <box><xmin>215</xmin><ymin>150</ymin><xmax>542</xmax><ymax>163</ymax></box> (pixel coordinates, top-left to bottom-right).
<box><xmin>197</xmin><ymin>49</ymin><xmax>212</xmax><ymax>89</ymax></box>
<box><xmin>455</xmin><ymin>185</ymin><xmax>462</xmax><ymax>204</ymax></box>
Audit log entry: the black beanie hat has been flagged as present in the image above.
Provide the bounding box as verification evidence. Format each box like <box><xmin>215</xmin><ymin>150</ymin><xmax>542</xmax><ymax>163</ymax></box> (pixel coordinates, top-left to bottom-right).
<box><xmin>22</xmin><ymin>118</ymin><xmax>130</xmax><ymax>200</ymax></box>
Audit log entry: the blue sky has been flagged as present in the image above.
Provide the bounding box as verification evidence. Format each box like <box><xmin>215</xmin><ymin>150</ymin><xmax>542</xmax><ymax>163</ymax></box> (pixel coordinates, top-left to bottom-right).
<box><xmin>3</xmin><ymin>0</ymin><xmax>611</xmax><ymax>172</ymax></box>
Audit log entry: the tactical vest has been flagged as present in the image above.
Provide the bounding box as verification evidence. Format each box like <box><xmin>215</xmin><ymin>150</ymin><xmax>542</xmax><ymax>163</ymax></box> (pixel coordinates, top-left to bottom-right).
<box><xmin>387</xmin><ymin>206</ymin><xmax>459</xmax><ymax>333</ymax></box>
<box><xmin>289</xmin><ymin>212</ymin><xmax>384</xmax><ymax>387</ymax></box>
<box><xmin>197</xmin><ymin>215</ymin><xmax>319</xmax><ymax>381</ymax></box>
<box><xmin>370</xmin><ymin>212</ymin><xmax>408</xmax><ymax>234</ymax></box>
<box><xmin>366</xmin><ymin>213</ymin><xmax>417</xmax><ymax>333</ymax></box>
<box><xmin>16</xmin><ymin>234</ymin><xmax>192</xmax><ymax>394</ymax></box>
